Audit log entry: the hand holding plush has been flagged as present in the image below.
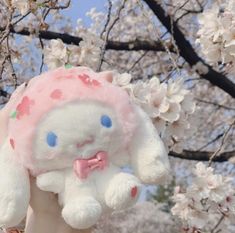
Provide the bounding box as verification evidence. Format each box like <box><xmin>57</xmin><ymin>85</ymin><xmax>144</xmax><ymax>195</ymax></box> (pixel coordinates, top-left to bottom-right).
<box><xmin>0</xmin><ymin>67</ymin><xmax>170</xmax><ymax>229</ymax></box>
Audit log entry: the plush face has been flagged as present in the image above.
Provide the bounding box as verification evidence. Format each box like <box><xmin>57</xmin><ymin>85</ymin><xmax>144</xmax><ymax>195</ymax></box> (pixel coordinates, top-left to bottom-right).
<box><xmin>33</xmin><ymin>100</ymin><xmax>125</xmax><ymax>171</ymax></box>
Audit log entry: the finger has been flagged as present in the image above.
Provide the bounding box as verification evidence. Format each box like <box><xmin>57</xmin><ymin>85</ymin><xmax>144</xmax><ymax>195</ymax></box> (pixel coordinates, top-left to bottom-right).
<box><xmin>25</xmin><ymin>177</ymin><xmax>92</xmax><ymax>233</ymax></box>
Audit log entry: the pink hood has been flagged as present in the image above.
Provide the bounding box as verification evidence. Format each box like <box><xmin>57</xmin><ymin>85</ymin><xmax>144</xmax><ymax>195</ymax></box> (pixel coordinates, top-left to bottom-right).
<box><xmin>7</xmin><ymin>67</ymin><xmax>137</xmax><ymax>172</ymax></box>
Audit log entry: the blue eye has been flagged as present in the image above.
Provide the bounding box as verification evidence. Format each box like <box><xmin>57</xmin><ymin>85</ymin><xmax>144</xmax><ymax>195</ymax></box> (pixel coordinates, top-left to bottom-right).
<box><xmin>46</xmin><ymin>132</ymin><xmax>58</xmax><ymax>147</ymax></box>
<box><xmin>101</xmin><ymin>115</ymin><xmax>112</xmax><ymax>128</ymax></box>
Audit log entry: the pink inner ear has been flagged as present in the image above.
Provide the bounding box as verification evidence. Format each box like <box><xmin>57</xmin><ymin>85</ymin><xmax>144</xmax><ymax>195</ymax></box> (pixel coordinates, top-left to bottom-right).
<box><xmin>98</xmin><ymin>71</ymin><xmax>113</xmax><ymax>83</ymax></box>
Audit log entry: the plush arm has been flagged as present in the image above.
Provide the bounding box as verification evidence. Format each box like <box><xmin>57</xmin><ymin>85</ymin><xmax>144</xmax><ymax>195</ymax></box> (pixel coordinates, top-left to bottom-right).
<box><xmin>36</xmin><ymin>171</ymin><xmax>65</xmax><ymax>194</ymax></box>
<box><xmin>0</xmin><ymin>139</ymin><xmax>30</xmax><ymax>228</ymax></box>
<box><xmin>128</xmin><ymin>106</ymin><xmax>170</xmax><ymax>184</ymax></box>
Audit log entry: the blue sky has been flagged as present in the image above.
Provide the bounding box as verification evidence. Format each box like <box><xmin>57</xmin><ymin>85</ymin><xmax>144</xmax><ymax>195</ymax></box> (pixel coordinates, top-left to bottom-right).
<box><xmin>63</xmin><ymin>0</ymin><xmax>107</xmax><ymax>26</ymax></box>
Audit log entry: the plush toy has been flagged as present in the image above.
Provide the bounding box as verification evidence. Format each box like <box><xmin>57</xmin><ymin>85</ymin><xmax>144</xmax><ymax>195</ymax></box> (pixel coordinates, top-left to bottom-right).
<box><xmin>0</xmin><ymin>67</ymin><xmax>170</xmax><ymax>229</ymax></box>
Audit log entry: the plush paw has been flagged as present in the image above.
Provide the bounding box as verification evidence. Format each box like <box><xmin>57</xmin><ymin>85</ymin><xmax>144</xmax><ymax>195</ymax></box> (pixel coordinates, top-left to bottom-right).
<box><xmin>36</xmin><ymin>172</ymin><xmax>64</xmax><ymax>193</ymax></box>
<box><xmin>104</xmin><ymin>173</ymin><xmax>141</xmax><ymax>210</ymax></box>
<box><xmin>62</xmin><ymin>197</ymin><xmax>102</xmax><ymax>229</ymax></box>
<box><xmin>138</xmin><ymin>159</ymin><xmax>170</xmax><ymax>184</ymax></box>
<box><xmin>0</xmin><ymin>193</ymin><xmax>25</xmax><ymax>228</ymax></box>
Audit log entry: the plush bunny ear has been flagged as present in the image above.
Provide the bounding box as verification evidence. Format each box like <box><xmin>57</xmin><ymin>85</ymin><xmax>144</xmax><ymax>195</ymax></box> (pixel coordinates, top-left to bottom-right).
<box><xmin>128</xmin><ymin>105</ymin><xmax>170</xmax><ymax>184</ymax></box>
<box><xmin>0</xmin><ymin>139</ymin><xmax>30</xmax><ymax>228</ymax></box>
<box><xmin>98</xmin><ymin>71</ymin><xmax>114</xmax><ymax>83</ymax></box>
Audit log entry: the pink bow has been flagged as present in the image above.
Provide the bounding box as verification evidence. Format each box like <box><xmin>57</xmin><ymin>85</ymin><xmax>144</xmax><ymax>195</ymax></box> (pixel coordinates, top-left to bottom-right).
<box><xmin>73</xmin><ymin>152</ymin><xmax>108</xmax><ymax>179</ymax></box>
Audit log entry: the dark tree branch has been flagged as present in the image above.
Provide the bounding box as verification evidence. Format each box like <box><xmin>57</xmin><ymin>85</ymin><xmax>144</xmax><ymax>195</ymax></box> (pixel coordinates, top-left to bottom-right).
<box><xmin>107</xmin><ymin>38</ymin><xmax>172</xmax><ymax>51</ymax></box>
<box><xmin>0</xmin><ymin>89</ymin><xmax>9</xmax><ymax>98</ymax></box>
<box><xmin>1</xmin><ymin>26</ymin><xmax>172</xmax><ymax>52</ymax></box>
<box><xmin>169</xmin><ymin>150</ymin><xmax>235</xmax><ymax>162</ymax></box>
<box><xmin>142</xmin><ymin>0</ymin><xmax>235</xmax><ymax>98</ymax></box>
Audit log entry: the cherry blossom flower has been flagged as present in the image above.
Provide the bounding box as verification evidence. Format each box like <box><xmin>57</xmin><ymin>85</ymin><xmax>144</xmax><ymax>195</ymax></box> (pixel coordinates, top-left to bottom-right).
<box><xmin>112</xmin><ymin>74</ymin><xmax>196</xmax><ymax>152</ymax></box>
<box><xmin>172</xmin><ymin>162</ymin><xmax>235</xmax><ymax>232</ymax></box>
<box><xmin>153</xmin><ymin>117</ymin><xmax>166</xmax><ymax>135</ymax></box>
<box><xmin>112</xmin><ymin>72</ymin><xmax>132</xmax><ymax>87</ymax></box>
<box><xmin>44</xmin><ymin>39</ymin><xmax>68</xmax><ymax>69</ymax></box>
<box><xmin>12</xmin><ymin>0</ymin><xmax>30</xmax><ymax>15</ymax></box>
<box><xmin>166</xmin><ymin>78</ymin><xmax>189</xmax><ymax>104</ymax></box>
<box><xmin>146</xmin><ymin>79</ymin><xmax>169</xmax><ymax>118</ymax></box>
<box><xmin>16</xmin><ymin>96</ymin><xmax>34</xmax><ymax>119</ymax></box>
<box><xmin>197</xmin><ymin>1</ymin><xmax>235</xmax><ymax>69</ymax></box>
<box><xmin>78</xmin><ymin>33</ymin><xmax>103</xmax><ymax>69</ymax></box>
<box><xmin>181</xmin><ymin>94</ymin><xmax>196</xmax><ymax>114</ymax></box>
<box><xmin>166</xmin><ymin>114</ymin><xmax>190</xmax><ymax>138</ymax></box>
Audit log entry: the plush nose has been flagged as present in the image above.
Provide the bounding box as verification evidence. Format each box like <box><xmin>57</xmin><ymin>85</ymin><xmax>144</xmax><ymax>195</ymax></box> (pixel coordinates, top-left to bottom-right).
<box><xmin>76</xmin><ymin>137</ymin><xmax>94</xmax><ymax>148</ymax></box>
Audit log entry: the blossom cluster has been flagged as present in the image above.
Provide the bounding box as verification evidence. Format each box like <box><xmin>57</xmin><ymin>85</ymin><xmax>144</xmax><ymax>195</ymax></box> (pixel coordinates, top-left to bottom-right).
<box><xmin>95</xmin><ymin>202</ymin><xmax>180</xmax><ymax>233</ymax></box>
<box><xmin>43</xmin><ymin>6</ymin><xmax>110</xmax><ymax>70</ymax></box>
<box><xmin>171</xmin><ymin>162</ymin><xmax>235</xmax><ymax>233</ymax></box>
<box><xmin>112</xmin><ymin>73</ymin><xmax>196</xmax><ymax>152</ymax></box>
<box><xmin>11</xmin><ymin>0</ymin><xmax>45</xmax><ymax>15</ymax></box>
<box><xmin>43</xmin><ymin>35</ymin><xmax>103</xmax><ymax>70</ymax></box>
<box><xmin>197</xmin><ymin>1</ymin><xmax>235</xmax><ymax>69</ymax></box>
<box><xmin>12</xmin><ymin>0</ymin><xmax>31</xmax><ymax>15</ymax></box>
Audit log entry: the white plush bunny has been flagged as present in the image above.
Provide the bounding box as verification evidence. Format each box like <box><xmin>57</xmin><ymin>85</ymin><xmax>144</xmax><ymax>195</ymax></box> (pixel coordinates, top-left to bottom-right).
<box><xmin>0</xmin><ymin>67</ymin><xmax>170</xmax><ymax>229</ymax></box>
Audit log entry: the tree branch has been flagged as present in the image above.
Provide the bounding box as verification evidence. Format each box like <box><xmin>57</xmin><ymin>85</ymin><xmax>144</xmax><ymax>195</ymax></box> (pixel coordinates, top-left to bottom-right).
<box><xmin>169</xmin><ymin>150</ymin><xmax>235</xmax><ymax>162</ymax></box>
<box><xmin>196</xmin><ymin>98</ymin><xmax>235</xmax><ymax>111</ymax></box>
<box><xmin>0</xmin><ymin>89</ymin><xmax>9</xmax><ymax>98</ymax></box>
<box><xmin>1</xmin><ymin>26</ymin><xmax>172</xmax><ymax>52</ymax></box>
<box><xmin>142</xmin><ymin>0</ymin><xmax>235</xmax><ymax>98</ymax></box>
<box><xmin>97</xmin><ymin>0</ymin><xmax>126</xmax><ymax>71</ymax></box>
